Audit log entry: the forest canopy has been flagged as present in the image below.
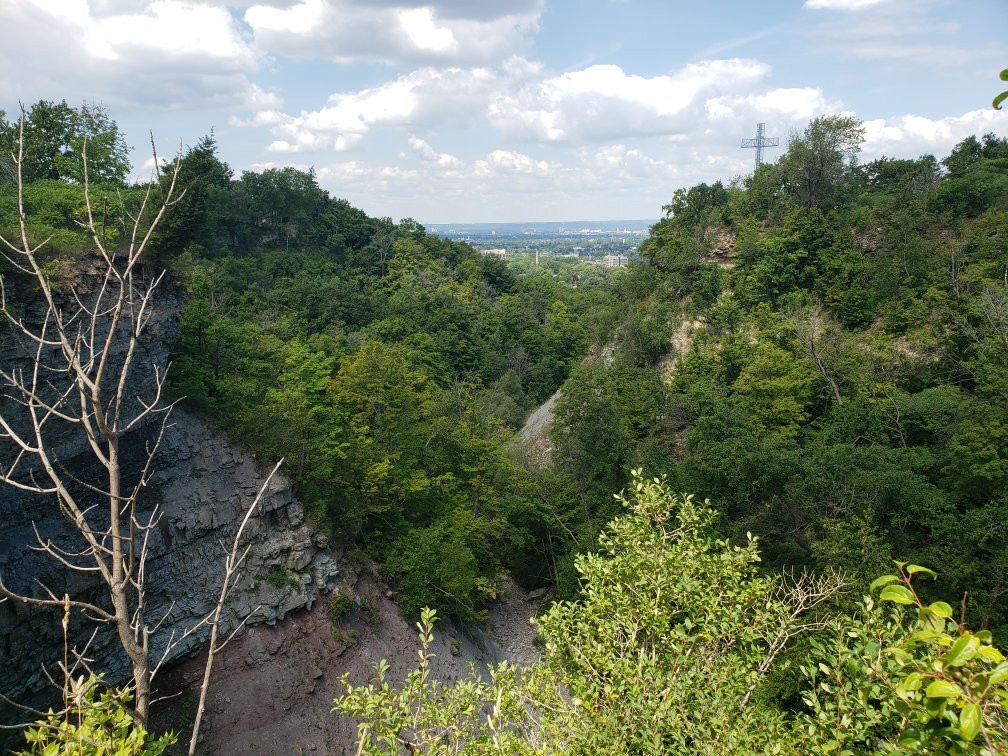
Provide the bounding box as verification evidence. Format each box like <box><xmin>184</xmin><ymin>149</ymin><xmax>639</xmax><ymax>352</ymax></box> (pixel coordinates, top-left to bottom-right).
<box><xmin>3</xmin><ymin>106</ymin><xmax>1007</xmax><ymax>635</ymax></box>
<box><xmin>3</xmin><ymin>97</ymin><xmax>1008</xmax><ymax>754</ymax></box>
<box><xmin>565</xmin><ymin>117</ymin><xmax>1008</xmax><ymax>636</ymax></box>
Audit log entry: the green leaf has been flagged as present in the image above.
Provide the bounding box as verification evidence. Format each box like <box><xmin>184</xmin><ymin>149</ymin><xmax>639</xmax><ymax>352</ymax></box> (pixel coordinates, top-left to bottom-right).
<box><xmin>928</xmin><ymin>601</ymin><xmax>953</xmax><ymax>618</ymax></box>
<box><xmin>925</xmin><ymin>680</ymin><xmax>962</xmax><ymax>699</ymax></box>
<box><xmin>989</xmin><ymin>662</ymin><xmax>1008</xmax><ymax>685</ymax></box>
<box><xmin>995</xmin><ymin>91</ymin><xmax>1008</xmax><ymax>110</ymax></box>
<box><xmin>907</xmin><ymin>628</ymin><xmax>940</xmax><ymax>645</ymax></box>
<box><xmin>979</xmin><ymin>646</ymin><xmax>1004</xmax><ymax>663</ymax></box>
<box><xmin>896</xmin><ymin>672</ymin><xmax>923</xmax><ymax>698</ymax></box>
<box><xmin>945</xmin><ymin>634</ymin><xmax>979</xmax><ymax>667</ymax></box>
<box><xmin>870</xmin><ymin>574</ymin><xmax>900</xmax><ymax>592</ymax></box>
<box><xmin>959</xmin><ymin>702</ymin><xmax>981</xmax><ymax>742</ymax></box>
<box><xmin>919</xmin><ymin>609</ymin><xmax>947</xmax><ymax>633</ymax></box>
<box><xmin>906</xmin><ymin>565</ymin><xmax>937</xmax><ymax>579</ymax></box>
<box><xmin>880</xmin><ymin>585</ymin><xmax>915</xmax><ymax>605</ymax></box>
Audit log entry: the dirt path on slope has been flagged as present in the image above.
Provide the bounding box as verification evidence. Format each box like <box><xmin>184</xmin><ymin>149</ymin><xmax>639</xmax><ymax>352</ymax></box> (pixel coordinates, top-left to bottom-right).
<box><xmin>517</xmin><ymin>389</ymin><xmax>560</xmax><ymax>465</ymax></box>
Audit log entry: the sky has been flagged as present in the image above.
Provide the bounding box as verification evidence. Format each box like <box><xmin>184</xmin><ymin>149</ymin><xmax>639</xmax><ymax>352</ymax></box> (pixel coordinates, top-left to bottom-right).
<box><xmin>1</xmin><ymin>0</ymin><xmax>1006</xmax><ymax>223</ymax></box>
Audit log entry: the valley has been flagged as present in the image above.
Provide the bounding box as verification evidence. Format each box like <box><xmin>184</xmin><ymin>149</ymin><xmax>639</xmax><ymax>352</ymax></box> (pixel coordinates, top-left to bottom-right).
<box><xmin>2</xmin><ymin>95</ymin><xmax>1008</xmax><ymax>752</ymax></box>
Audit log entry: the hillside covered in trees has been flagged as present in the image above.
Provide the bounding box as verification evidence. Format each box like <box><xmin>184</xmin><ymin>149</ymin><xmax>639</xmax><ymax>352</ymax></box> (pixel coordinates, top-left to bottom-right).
<box><xmin>551</xmin><ymin>117</ymin><xmax>1008</xmax><ymax>635</ymax></box>
<box><xmin>333</xmin><ymin>117</ymin><xmax>1008</xmax><ymax>753</ymax></box>
<box><xmin>158</xmin><ymin>139</ymin><xmax>626</xmax><ymax>619</ymax></box>
<box><xmin>0</xmin><ymin>101</ymin><xmax>626</xmax><ymax>623</ymax></box>
<box><xmin>3</xmin><ymin>100</ymin><xmax>1008</xmax><ymax>752</ymax></box>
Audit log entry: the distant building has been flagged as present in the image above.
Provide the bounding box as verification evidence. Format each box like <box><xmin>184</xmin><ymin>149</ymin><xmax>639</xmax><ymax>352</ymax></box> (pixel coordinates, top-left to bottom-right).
<box><xmin>481</xmin><ymin>248</ymin><xmax>507</xmax><ymax>259</ymax></box>
<box><xmin>602</xmin><ymin>254</ymin><xmax>629</xmax><ymax>268</ymax></box>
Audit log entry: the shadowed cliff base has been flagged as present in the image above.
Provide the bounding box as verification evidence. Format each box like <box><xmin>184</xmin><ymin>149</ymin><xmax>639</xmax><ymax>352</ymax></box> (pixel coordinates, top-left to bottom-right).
<box><xmin>151</xmin><ymin>566</ymin><xmax>539</xmax><ymax>754</ymax></box>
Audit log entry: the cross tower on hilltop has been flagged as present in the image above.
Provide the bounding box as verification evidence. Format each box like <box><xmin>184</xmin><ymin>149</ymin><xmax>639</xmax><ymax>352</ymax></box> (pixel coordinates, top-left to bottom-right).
<box><xmin>740</xmin><ymin>122</ymin><xmax>779</xmax><ymax>171</ymax></box>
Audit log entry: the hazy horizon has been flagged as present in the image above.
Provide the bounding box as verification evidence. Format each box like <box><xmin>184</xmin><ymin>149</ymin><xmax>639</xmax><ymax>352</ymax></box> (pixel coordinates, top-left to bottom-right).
<box><xmin>3</xmin><ymin>0</ymin><xmax>1005</xmax><ymax>222</ymax></box>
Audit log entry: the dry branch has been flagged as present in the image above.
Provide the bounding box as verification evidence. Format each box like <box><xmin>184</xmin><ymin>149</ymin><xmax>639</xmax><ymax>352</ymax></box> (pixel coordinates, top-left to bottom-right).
<box><xmin>0</xmin><ymin>106</ymin><xmax>282</xmax><ymax>744</ymax></box>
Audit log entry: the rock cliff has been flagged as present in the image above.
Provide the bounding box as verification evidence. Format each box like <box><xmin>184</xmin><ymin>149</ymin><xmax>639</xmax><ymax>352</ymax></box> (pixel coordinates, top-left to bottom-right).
<box><xmin>0</xmin><ymin>262</ymin><xmax>339</xmax><ymax>724</ymax></box>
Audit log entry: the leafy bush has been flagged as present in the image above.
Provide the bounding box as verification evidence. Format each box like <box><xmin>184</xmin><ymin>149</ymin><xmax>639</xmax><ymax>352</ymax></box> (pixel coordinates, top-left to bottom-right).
<box><xmin>803</xmin><ymin>563</ymin><xmax>1008</xmax><ymax>753</ymax></box>
<box><xmin>19</xmin><ymin>676</ymin><xmax>175</xmax><ymax>755</ymax></box>
<box><xmin>334</xmin><ymin>473</ymin><xmax>1008</xmax><ymax>754</ymax></box>
<box><xmin>329</xmin><ymin>592</ymin><xmax>357</xmax><ymax>625</ymax></box>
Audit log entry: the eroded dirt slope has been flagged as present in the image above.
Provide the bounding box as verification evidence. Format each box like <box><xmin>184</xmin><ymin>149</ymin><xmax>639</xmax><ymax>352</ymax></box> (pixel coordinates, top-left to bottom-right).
<box><xmin>154</xmin><ymin>567</ymin><xmax>539</xmax><ymax>754</ymax></box>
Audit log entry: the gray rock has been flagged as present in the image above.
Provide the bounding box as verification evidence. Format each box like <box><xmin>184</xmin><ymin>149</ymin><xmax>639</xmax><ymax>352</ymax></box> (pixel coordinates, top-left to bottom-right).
<box><xmin>0</xmin><ymin>263</ymin><xmax>340</xmax><ymax>724</ymax></box>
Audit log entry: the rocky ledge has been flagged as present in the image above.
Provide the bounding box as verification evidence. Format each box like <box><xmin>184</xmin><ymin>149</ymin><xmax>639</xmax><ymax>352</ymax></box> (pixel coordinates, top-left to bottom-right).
<box><xmin>0</xmin><ymin>263</ymin><xmax>339</xmax><ymax>725</ymax></box>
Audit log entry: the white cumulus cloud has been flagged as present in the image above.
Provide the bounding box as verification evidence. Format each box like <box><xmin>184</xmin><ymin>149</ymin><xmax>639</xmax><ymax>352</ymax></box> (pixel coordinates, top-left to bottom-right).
<box><xmin>244</xmin><ymin>0</ymin><xmax>543</xmax><ymax>66</ymax></box>
<box><xmin>861</xmin><ymin>109</ymin><xmax>1007</xmax><ymax>158</ymax></box>
<box><xmin>407</xmin><ymin>136</ymin><xmax>462</xmax><ymax>167</ymax></box>
<box><xmin>240</xmin><ymin>64</ymin><xmax>507</xmax><ymax>151</ymax></box>
<box><xmin>488</xmin><ymin>59</ymin><xmax>771</xmax><ymax>142</ymax></box>
<box><xmin>712</xmin><ymin>88</ymin><xmax>836</xmax><ymax>120</ymax></box>
<box><xmin>0</xmin><ymin>0</ymin><xmax>275</xmax><ymax>111</ymax></box>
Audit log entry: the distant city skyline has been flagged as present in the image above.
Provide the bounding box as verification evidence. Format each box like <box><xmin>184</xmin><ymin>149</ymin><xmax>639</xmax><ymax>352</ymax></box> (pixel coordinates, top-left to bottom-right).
<box><xmin>2</xmin><ymin>0</ymin><xmax>1006</xmax><ymax>223</ymax></box>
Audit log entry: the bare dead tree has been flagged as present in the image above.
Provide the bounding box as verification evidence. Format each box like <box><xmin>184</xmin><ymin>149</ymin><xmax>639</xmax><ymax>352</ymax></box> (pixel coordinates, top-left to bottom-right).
<box><xmin>0</xmin><ymin>106</ymin><xmax>186</xmax><ymax>724</ymax></box>
<box><xmin>0</xmin><ymin>105</ymin><xmax>281</xmax><ymax>741</ymax></box>
<box><xmin>972</xmin><ymin>285</ymin><xmax>1008</xmax><ymax>361</ymax></box>
<box><xmin>955</xmin><ymin>283</ymin><xmax>1008</xmax><ymax>387</ymax></box>
<box><xmin>788</xmin><ymin>301</ymin><xmax>844</xmax><ymax>406</ymax></box>
<box><xmin>740</xmin><ymin>567</ymin><xmax>848</xmax><ymax>709</ymax></box>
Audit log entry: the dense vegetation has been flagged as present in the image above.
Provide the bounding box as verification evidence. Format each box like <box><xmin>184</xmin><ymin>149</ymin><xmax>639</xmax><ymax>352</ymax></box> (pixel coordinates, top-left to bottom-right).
<box><xmin>159</xmin><ymin>151</ymin><xmax>628</xmax><ymax>619</ymax></box>
<box><xmin>0</xmin><ymin>106</ymin><xmax>623</xmax><ymax>619</ymax></box>
<box><xmin>338</xmin><ymin>472</ymin><xmax>1008</xmax><ymax>753</ymax></box>
<box><xmin>5</xmin><ymin>100</ymin><xmax>1008</xmax><ymax>752</ymax></box>
<box><xmin>546</xmin><ymin>118</ymin><xmax>1008</xmax><ymax>639</ymax></box>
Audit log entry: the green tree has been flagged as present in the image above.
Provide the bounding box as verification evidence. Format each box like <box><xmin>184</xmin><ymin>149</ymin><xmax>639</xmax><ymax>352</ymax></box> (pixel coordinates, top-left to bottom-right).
<box><xmin>779</xmin><ymin>115</ymin><xmax>864</xmax><ymax>211</ymax></box>
<box><xmin>329</xmin><ymin>341</ymin><xmax>433</xmax><ymax>536</ymax></box>
<box><xmin>147</xmin><ymin>133</ymin><xmax>232</xmax><ymax>260</ymax></box>
<box><xmin>0</xmin><ymin>100</ymin><xmax>129</xmax><ymax>185</ymax></box>
<box><xmin>732</xmin><ymin>342</ymin><xmax>816</xmax><ymax>440</ymax></box>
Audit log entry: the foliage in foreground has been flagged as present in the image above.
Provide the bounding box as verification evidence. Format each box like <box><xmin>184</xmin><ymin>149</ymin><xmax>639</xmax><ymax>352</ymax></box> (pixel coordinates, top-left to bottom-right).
<box><xmin>18</xmin><ymin>676</ymin><xmax>175</xmax><ymax>755</ymax></box>
<box><xmin>335</xmin><ymin>472</ymin><xmax>1008</xmax><ymax>754</ymax></box>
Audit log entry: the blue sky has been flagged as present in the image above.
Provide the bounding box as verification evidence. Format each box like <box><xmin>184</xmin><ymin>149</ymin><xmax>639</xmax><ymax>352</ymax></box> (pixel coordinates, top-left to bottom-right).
<box><xmin>2</xmin><ymin>0</ymin><xmax>1006</xmax><ymax>222</ymax></box>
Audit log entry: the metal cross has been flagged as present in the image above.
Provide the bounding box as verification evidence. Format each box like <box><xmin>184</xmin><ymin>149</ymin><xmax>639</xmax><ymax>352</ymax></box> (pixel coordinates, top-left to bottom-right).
<box><xmin>740</xmin><ymin>122</ymin><xmax>779</xmax><ymax>171</ymax></box>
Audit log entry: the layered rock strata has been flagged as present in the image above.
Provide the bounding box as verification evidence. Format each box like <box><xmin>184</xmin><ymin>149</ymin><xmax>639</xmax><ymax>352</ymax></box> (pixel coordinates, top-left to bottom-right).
<box><xmin>0</xmin><ymin>263</ymin><xmax>339</xmax><ymax>724</ymax></box>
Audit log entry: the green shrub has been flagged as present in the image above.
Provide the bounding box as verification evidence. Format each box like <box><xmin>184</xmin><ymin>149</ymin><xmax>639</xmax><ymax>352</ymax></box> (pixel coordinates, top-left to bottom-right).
<box><xmin>329</xmin><ymin>592</ymin><xmax>357</xmax><ymax>625</ymax></box>
<box><xmin>334</xmin><ymin>472</ymin><xmax>1008</xmax><ymax>754</ymax></box>
<box><xmin>259</xmin><ymin>566</ymin><xmax>299</xmax><ymax>590</ymax></box>
<box><xmin>19</xmin><ymin>676</ymin><xmax>176</xmax><ymax>755</ymax></box>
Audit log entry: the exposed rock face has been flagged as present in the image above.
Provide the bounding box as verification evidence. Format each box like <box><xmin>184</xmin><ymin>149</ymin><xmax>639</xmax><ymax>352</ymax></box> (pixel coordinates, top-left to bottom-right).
<box><xmin>702</xmin><ymin>224</ymin><xmax>737</xmax><ymax>267</ymax></box>
<box><xmin>518</xmin><ymin>389</ymin><xmax>559</xmax><ymax>466</ymax></box>
<box><xmin>0</xmin><ymin>263</ymin><xmax>339</xmax><ymax>724</ymax></box>
<box><xmin>657</xmin><ymin>314</ymin><xmax>706</xmax><ymax>383</ymax></box>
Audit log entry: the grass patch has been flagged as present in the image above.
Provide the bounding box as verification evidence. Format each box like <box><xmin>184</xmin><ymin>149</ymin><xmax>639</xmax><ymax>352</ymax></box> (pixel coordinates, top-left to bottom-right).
<box><xmin>329</xmin><ymin>592</ymin><xmax>357</xmax><ymax>625</ymax></box>
<box><xmin>259</xmin><ymin>566</ymin><xmax>300</xmax><ymax>590</ymax></box>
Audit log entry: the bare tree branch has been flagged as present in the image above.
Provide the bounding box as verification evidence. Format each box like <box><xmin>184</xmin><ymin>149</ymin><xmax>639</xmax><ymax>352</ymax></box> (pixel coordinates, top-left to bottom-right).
<box><xmin>188</xmin><ymin>459</ymin><xmax>284</xmax><ymax>755</ymax></box>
